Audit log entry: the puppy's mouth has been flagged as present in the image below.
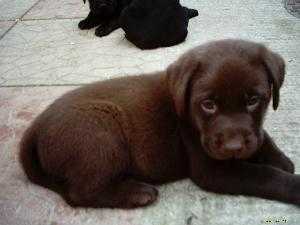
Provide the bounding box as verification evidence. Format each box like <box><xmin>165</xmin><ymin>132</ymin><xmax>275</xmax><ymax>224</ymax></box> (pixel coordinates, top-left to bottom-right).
<box><xmin>205</xmin><ymin>148</ymin><xmax>253</xmax><ymax>160</ymax></box>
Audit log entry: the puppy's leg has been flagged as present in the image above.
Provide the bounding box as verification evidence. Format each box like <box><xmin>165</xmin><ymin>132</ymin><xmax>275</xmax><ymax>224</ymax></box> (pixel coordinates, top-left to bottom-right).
<box><xmin>79</xmin><ymin>12</ymin><xmax>102</xmax><ymax>30</ymax></box>
<box><xmin>249</xmin><ymin>131</ymin><xmax>294</xmax><ymax>173</ymax></box>
<box><xmin>100</xmin><ymin>179</ymin><xmax>158</xmax><ymax>208</ymax></box>
<box><xmin>95</xmin><ymin>18</ymin><xmax>120</xmax><ymax>37</ymax></box>
<box><xmin>61</xmin><ymin>127</ymin><xmax>126</xmax><ymax>207</ymax></box>
<box><xmin>190</xmin><ymin>158</ymin><xmax>300</xmax><ymax>205</ymax></box>
<box><xmin>60</xmin><ymin>102</ymin><xmax>158</xmax><ymax>208</ymax></box>
<box><xmin>181</xmin><ymin>127</ymin><xmax>300</xmax><ymax>205</ymax></box>
<box><xmin>63</xmin><ymin>130</ymin><xmax>158</xmax><ymax>208</ymax></box>
<box><xmin>68</xmin><ymin>178</ymin><xmax>158</xmax><ymax>208</ymax></box>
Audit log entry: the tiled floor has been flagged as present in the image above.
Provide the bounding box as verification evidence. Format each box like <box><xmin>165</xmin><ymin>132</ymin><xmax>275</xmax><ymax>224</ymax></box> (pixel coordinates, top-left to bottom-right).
<box><xmin>0</xmin><ymin>0</ymin><xmax>39</xmax><ymax>20</ymax></box>
<box><xmin>0</xmin><ymin>0</ymin><xmax>299</xmax><ymax>225</ymax></box>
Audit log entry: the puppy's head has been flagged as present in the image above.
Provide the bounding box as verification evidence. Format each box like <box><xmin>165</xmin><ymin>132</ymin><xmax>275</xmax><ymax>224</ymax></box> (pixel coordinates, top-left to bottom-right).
<box><xmin>167</xmin><ymin>39</ymin><xmax>285</xmax><ymax>160</ymax></box>
<box><xmin>84</xmin><ymin>0</ymin><xmax>116</xmax><ymax>17</ymax></box>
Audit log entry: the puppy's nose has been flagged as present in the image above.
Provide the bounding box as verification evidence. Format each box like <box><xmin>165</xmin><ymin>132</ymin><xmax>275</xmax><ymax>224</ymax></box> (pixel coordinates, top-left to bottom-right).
<box><xmin>223</xmin><ymin>139</ymin><xmax>243</xmax><ymax>152</ymax></box>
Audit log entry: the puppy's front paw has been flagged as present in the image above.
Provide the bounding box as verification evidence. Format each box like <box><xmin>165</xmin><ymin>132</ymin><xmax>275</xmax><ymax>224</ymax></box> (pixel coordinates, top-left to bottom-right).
<box><xmin>79</xmin><ymin>19</ymin><xmax>100</xmax><ymax>30</ymax></box>
<box><xmin>272</xmin><ymin>155</ymin><xmax>295</xmax><ymax>174</ymax></box>
<box><xmin>78</xmin><ymin>19</ymin><xmax>90</xmax><ymax>30</ymax></box>
<box><xmin>95</xmin><ymin>25</ymin><xmax>112</xmax><ymax>37</ymax></box>
<box><xmin>288</xmin><ymin>175</ymin><xmax>300</xmax><ymax>204</ymax></box>
<box><xmin>128</xmin><ymin>185</ymin><xmax>158</xmax><ymax>207</ymax></box>
<box><xmin>281</xmin><ymin>158</ymin><xmax>295</xmax><ymax>174</ymax></box>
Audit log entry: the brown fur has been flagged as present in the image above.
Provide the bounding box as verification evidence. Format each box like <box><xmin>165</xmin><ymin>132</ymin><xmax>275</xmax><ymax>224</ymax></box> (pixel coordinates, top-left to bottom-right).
<box><xmin>20</xmin><ymin>39</ymin><xmax>300</xmax><ymax>208</ymax></box>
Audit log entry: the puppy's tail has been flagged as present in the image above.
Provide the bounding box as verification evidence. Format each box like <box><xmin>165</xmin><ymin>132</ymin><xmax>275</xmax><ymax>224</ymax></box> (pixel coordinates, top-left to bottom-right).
<box><xmin>19</xmin><ymin>125</ymin><xmax>49</xmax><ymax>188</ymax></box>
<box><xmin>185</xmin><ymin>8</ymin><xmax>199</xmax><ymax>19</ymax></box>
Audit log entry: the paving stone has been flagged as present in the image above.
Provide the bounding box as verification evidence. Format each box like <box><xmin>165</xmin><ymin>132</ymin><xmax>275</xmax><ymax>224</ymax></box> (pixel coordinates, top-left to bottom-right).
<box><xmin>0</xmin><ymin>21</ymin><xmax>15</xmax><ymax>38</ymax></box>
<box><xmin>0</xmin><ymin>0</ymin><xmax>39</xmax><ymax>20</ymax></box>
<box><xmin>23</xmin><ymin>0</ymin><xmax>89</xmax><ymax>20</ymax></box>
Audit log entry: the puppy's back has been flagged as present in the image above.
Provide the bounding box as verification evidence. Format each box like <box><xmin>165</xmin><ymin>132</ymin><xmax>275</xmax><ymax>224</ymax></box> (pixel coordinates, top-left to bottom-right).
<box><xmin>19</xmin><ymin>72</ymin><xmax>173</xmax><ymax>186</ymax></box>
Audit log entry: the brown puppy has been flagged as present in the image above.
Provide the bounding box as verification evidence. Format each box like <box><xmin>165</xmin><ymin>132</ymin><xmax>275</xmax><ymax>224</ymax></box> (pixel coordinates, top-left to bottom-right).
<box><xmin>20</xmin><ymin>39</ymin><xmax>300</xmax><ymax>208</ymax></box>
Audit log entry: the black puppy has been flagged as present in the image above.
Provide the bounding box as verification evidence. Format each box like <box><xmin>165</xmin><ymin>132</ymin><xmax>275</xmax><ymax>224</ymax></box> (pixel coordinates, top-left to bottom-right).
<box><xmin>79</xmin><ymin>0</ymin><xmax>129</xmax><ymax>37</ymax></box>
<box><xmin>120</xmin><ymin>0</ymin><xmax>198</xmax><ymax>49</ymax></box>
<box><xmin>79</xmin><ymin>0</ymin><xmax>198</xmax><ymax>49</ymax></box>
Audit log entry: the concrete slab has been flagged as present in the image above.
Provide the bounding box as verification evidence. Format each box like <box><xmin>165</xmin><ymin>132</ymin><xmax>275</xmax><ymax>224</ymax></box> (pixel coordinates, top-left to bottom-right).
<box><xmin>0</xmin><ymin>86</ymin><xmax>299</xmax><ymax>225</ymax></box>
<box><xmin>0</xmin><ymin>0</ymin><xmax>299</xmax><ymax>87</ymax></box>
<box><xmin>23</xmin><ymin>0</ymin><xmax>88</xmax><ymax>20</ymax></box>
<box><xmin>0</xmin><ymin>21</ymin><xmax>15</xmax><ymax>38</ymax></box>
<box><xmin>0</xmin><ymin>0</ymin><xmax>39</xmax><ymax>20</ymax></box>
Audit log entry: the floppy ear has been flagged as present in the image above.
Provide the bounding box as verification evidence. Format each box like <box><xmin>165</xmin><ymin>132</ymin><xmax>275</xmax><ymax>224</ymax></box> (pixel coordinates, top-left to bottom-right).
<box><xmin>262</xmin><ymin>48</ymin><xmax>285</xmax><ymax>110</ymax></box>
<box><xmin>166</xmin><ymin>54</ymin><xmax>201</xmax><ymax>117</ymax></box>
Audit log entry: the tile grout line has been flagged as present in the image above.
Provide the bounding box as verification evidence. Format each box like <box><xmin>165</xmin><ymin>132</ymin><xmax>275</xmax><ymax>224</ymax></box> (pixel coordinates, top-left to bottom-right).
<box><xmin>0</xmin><ymin>16</ymin><xmax>85</xmax><ymax>23</ymax></box>
<box><xmin>0</xmin><ymin>0</ymin><xmax>43</xmax><ymax>40</ymax></box>
<box><xmin>22</xmin><ymin>16</ymin><xmax>85</xmax><ymax>21</ymax></box>
<box><xmin>0</xmin><ymin>83</ymin><xmax>83</xmax><ymax>88</ymax></box>
<box><xmin>0</xmin><ymin>20</ymin><xmax>18</xmax><ymax>40</ymax></box>
<box><xmin>0</xmin><ymin>17</ymin><xmax>85</xmax><ymax>23</ymax></box>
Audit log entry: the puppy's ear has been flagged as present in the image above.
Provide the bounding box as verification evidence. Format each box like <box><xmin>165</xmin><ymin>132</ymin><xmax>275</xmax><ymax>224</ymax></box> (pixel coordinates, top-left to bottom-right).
<box><xmin>262</xmin><ymin>48</ymin><xmax>285</xmax><ymax>110</ymax></box>
<box><xmin>166</xmin><ymin>54</ymin><xmax>201</xmax><ymax>117</ymax></box>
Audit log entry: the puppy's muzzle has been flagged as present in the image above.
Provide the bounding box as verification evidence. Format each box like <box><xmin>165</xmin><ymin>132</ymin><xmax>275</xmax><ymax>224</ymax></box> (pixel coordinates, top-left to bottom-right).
<box><xmin>203</xmin><ymin>113</ymin><xmax>259</xmax><ymax>160</ymax></box>
<box><xmin>209</xmin><ymin>127</ymin><xmax>257</xmax><ymax>160</ymax></box>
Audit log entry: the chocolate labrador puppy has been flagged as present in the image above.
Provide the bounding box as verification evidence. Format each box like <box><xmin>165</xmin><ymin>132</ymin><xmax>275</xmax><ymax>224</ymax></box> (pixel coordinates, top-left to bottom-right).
<box><xmin>20</xmin><ymin>39</ymin><xmax>300</xmax><ymax>208</ymax></box>
<box><xmin>78</xmin><ymin>0</ymin><xmax>198</xmax><ymax>49</ymax></box>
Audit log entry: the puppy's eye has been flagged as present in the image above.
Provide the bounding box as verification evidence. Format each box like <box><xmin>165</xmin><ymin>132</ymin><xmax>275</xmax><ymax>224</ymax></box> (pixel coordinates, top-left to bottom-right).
<box><xmin>247</xmin><ymin>95</ymin><xmax>260</xmax><ymax>108</ymax></box>
<box><xmin>201</xmin><ymin>99</ymin><xmax>217</xmax><ymax>114</ymax></box>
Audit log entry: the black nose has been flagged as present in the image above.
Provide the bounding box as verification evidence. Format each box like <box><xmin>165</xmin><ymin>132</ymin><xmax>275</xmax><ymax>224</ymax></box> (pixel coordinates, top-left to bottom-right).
<box><xmin>223</xmin><ymin>139</ymin><xmax>243</xmax><ymax>152</ymax></box>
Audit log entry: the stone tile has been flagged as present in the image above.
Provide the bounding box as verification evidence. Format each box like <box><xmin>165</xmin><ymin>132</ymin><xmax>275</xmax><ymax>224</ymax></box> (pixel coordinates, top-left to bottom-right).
<box><xmin>0</xmin><ymin>21</ymin><xmax>15</xmax><ymax>38</ymax></box>
<box><xmin>24</xmin><ymin>0</ymin><xmax>89</xmax><ymax>20</ymax></box>
<box><xmin>0</xmin><ymin>200</ymin><xmax>36</xmax><ymax>225</ymax></box>
<box><xmin>0</xmin><ymin>0</ymin><xmax>39</xmax><ymax>20</ymax></box>
<box><xmin>0</xmin><ymin>0</ymin><xmax>299</xmax><ymax>87</ymax></box>
<box><xmin>0</xmin><ymin>18</ymin><xmax>171</xmax><ymax>87</ymax></box>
